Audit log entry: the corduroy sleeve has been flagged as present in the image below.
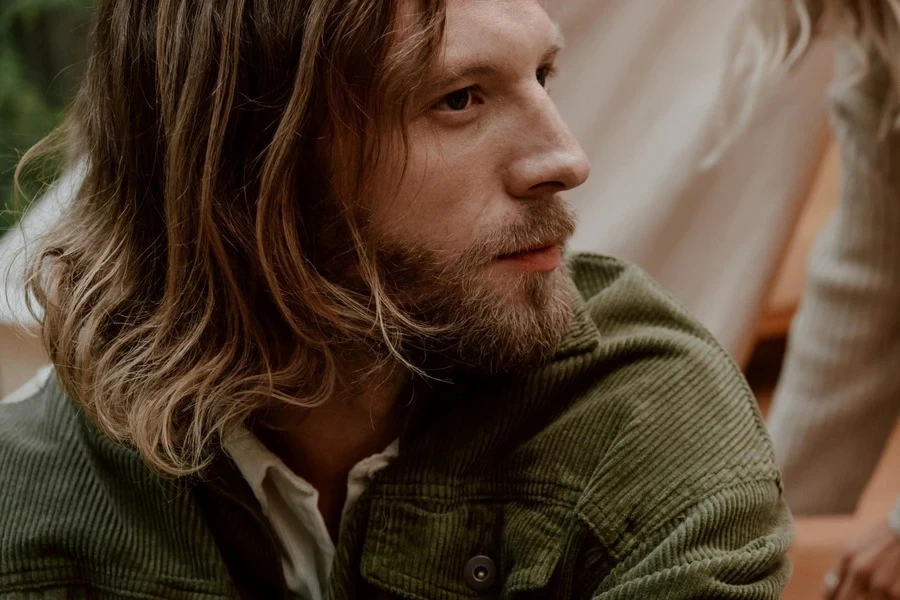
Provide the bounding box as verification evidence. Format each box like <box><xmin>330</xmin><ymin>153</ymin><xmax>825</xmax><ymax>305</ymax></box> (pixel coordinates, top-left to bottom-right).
<box><xmin>590</xmin><ymin>480</ymin><xmax>792</xmax><ymax>599</ymax></box>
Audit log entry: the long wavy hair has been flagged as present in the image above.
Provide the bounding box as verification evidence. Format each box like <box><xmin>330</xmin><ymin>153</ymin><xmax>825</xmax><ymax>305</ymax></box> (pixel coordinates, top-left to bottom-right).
<box><xmin>709</xmin><ymin>0</ymin><xmax>900</xmax><ymax>162</ymax></box>
<box><xmin>15</xmin><ymin>0</ymin><xmax>447</xmax><ymax>476</ymax></box>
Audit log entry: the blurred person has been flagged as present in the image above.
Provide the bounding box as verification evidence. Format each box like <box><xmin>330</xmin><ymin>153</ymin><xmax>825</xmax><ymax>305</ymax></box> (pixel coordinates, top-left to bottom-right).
<box><xmin>721</xmin><ymin>1</ymin><xmax>900</xmax><ymax>598</ymax></box>
<box><xmin>0</xmin><ymin>1</ymin><xmax>791</xmax><ymax>598</ymax></box>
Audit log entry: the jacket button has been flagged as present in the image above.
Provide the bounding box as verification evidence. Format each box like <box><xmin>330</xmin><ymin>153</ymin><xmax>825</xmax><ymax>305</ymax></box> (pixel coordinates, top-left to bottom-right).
<box><xmin>464</xmin><ymin>555</ymin><xmax>497</xmax><ymax>592</ymax></box>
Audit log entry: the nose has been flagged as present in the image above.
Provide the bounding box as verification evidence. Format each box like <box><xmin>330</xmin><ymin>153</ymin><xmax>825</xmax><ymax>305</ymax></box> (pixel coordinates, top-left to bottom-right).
<box><xmin>505</xmin><ymin>93</ymin><xmax>591</xmax><ymax>199</ymax></box>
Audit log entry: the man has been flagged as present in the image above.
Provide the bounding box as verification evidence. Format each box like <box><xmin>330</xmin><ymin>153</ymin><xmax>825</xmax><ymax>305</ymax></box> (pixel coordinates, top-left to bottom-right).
<box><xmin>0</xmin><ymin>1</ymin><xmax>790</xmax><ymax>598</ymax></box>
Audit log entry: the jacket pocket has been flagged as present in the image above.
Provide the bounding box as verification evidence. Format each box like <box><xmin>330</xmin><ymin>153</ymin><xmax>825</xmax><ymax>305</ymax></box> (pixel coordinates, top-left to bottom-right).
<box><xmin>359</xmin><ymin>498</ymin><xmax>572</xmax><ymax>599</ymax></box>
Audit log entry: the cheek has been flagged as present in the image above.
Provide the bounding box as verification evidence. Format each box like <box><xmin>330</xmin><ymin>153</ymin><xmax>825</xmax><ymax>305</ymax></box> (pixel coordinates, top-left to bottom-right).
<box><xmin>373</xmin><ymin>132</ymin><xmax>507</xmax><ymax>250</ymax></box>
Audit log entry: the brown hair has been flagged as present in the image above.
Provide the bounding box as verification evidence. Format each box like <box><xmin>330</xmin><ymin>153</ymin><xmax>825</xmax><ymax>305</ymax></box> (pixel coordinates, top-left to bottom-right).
<box><xmin>15</xmin><ymin>0</ymin><xmax>446</xmax><ymax>476</ymax></box>
<box><xmin>708</xmin><ymin>0</ymin><xmax>900</xmax><ymax>163</ymax></box>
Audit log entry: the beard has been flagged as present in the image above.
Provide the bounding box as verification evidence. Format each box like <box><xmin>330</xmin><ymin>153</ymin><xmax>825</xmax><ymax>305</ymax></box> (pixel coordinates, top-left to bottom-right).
<box><xmin>372</xmin><ymin>197</ymin><xmax>577</xmax><ymax>375</ymax></box>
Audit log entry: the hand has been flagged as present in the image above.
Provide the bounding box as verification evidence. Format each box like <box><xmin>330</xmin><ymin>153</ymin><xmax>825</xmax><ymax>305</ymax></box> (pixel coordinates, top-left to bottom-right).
<box><xmin>826</xmin><ymin>520</ymin><xmax>900</xmax><ymax>599</ymax></box>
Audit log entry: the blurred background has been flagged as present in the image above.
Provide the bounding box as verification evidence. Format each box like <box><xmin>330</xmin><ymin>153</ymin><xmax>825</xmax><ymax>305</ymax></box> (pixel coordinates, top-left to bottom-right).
<box><xmin>1</xmin><ymin>2</ymin><xmax>897</xmax><ymax>599</ymax></box>
<box><xmin>0</xmin><ymin>0</ymin><xmax>91</xmax><ymax>231</ymax></box>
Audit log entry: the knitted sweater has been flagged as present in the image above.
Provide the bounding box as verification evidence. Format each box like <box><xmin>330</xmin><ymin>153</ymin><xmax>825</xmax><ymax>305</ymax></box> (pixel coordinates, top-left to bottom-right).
<box><xmin>0</xmin><ymin>255</ymin><xmax>791</xmax><ymax>598</ymax></box>
<box><xmin>768</xmin><ymin>47</ymin><xmax>900</xmax><ymax>515</ymax></box>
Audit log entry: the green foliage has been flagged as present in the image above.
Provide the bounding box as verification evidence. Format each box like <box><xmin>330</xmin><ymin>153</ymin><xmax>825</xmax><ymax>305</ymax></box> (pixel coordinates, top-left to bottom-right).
<box><xmin>0</xmin><ymin>0</ymin><xmax>92</xmax><ymax>234</ymax></box>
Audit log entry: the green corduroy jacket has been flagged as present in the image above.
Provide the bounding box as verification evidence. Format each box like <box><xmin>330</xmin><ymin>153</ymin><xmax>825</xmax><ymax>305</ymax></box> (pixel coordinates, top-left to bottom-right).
<box><xmin>0</xmin><ymin>255</ymin><xmax>792</xmax><ymax>599</ymax></box>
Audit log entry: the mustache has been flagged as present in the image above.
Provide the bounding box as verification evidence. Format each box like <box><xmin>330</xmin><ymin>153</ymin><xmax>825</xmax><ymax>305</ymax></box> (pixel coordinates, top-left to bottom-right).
<box><xmin>466</xmin><ymin>196</ymin><xmax>577</xmax><ymax>264</ymax></box>
<box><xmin>373</xmin><ymin>195</ymin><xmax>577</xmax><ymax>287</ymax></box>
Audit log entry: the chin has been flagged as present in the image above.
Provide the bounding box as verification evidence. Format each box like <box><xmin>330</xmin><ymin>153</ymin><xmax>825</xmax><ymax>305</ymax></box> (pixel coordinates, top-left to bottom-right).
<box><xmin>384</xmin><ymin>251</ymin><xmax>574</xmax><ymax>374</ymax></box>
<box><xmin>448</xmin><ymin>274</ymin><xmax>573</xmax><ymax>374</ymax></box>
<box><xmin>486</xmin><ymin>264</ymin><xmax>567</xmax><ymax>308</ymax></box>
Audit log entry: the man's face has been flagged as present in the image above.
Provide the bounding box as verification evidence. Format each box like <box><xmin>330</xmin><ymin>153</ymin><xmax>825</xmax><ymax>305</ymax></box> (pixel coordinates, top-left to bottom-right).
<box><xmin>362</xmin><ymin>0</ymin><xmax>590</xmax><ymax>373</ymax></box>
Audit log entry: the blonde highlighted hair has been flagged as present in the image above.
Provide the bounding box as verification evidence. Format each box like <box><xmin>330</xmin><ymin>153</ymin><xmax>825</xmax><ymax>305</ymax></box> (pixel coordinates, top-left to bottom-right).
<box><xmin>710</xmin><ymin>0</ymin><xmax>900</xmax><ymax>163</ymax></box>
<box><xmin>15</xmin><ymin>0</ymin><xmax>446</xmax><ymax>476</ymax></box>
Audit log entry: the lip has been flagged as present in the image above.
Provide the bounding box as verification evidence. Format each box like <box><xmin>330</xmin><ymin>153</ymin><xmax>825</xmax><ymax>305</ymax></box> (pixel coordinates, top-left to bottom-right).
<box><xmin>495</xmin><ymin>244</ymin><xmax>563</xmax><ymax>273</ymax></box>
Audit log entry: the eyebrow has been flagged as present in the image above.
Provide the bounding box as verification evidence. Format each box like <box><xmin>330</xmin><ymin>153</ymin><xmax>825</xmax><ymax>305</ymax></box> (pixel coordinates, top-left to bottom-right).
<box><xmin>430</xmin><ymin>22</ymin><xmax>565</xmax><ymax>92</ymax></box>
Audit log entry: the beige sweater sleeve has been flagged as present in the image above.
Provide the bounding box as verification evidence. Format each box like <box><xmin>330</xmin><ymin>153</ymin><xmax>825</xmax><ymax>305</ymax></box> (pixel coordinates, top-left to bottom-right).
<box><xmin>768</xmin><ymin>46</ymin><xmax>900</xmax><ymax>515</ymax></box>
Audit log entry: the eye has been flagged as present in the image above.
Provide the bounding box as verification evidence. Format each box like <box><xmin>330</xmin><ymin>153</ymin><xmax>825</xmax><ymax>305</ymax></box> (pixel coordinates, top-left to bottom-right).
<box><xmin>435</xmin><ymin>87</ymin><xmax>475</xmax><ymax>111</ymax></box>
<box><xmin>536</xmin><ymin>65</ymin><xmax>556</xmax><ymax>88</ymax></box>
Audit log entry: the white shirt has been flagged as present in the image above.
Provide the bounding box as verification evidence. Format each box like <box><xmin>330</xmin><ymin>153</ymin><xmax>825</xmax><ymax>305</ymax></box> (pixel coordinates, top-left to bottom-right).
<box><xmin>225</xmin><ymin>428</ymin><xmax>398</xmax><ymax>600</ymax></box>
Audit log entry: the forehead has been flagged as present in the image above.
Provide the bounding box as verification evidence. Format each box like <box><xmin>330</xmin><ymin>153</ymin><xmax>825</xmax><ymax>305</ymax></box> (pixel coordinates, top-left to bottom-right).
<box><xmin>440</xmin><ymin>0</ymin><xmax>560</xmax><ymax>65</ymax></box>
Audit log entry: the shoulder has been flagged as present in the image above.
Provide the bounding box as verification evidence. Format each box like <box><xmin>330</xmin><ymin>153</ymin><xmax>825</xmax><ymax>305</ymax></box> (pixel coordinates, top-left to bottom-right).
<box><xmin>0</xmin><ymin>371</ymin><xmax>232</xmax><ymax>597</ymax></box>
<box><xmin>568</xmin><ymin>253</ymin><xmax>712</xmax><ymax>336</ymax></box>
<box><xmin>566</xmin><ymin>253</ymin><xmax>775</xmax><ymax>473</ymax></box>
<box><xmin>0</xmin><ymin>371</ymin><xmax>99</xmax><ymax>590</ymax></box>
<box><xmin>0</xmin><ymin>369</ymin><xmax>115</xmax><ymax>504</ymax></box>
<box><xmin>563</xmin><ymin>254</ymin><xmax>780</xmax><ymax>545</ymax></box>
<box><xmin>566</xmin><ymin>253</ymin><xmax>745</xmax><ymax>382</ymax></box>
<box><xmin>0</xmin><ymin>368</ymin><xmax>90</xmax><ymax>507</ymax></box>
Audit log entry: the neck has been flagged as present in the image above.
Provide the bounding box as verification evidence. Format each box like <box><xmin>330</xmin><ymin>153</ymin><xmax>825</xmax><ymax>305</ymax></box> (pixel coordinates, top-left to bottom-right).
<box><xmin>257</xmin><ymin>363</ymin><xmax>414</xmax><ymax>536</ymax></box>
